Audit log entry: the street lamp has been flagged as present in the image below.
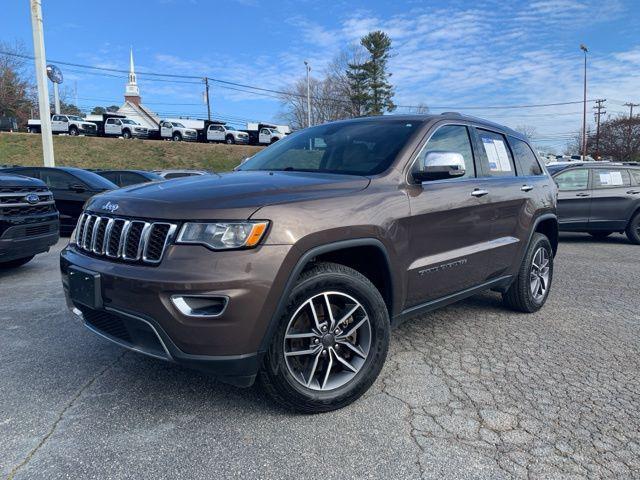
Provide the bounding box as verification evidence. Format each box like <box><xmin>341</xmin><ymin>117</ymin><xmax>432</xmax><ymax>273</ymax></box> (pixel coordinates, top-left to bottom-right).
<box><xmin>580</xmin><ymin>44</ymin><xmax>588</xmax><ymax>159</ymax></box>
<box><xmin>304</xmin><ymin>60</ymin><xmax>311</xmax><ymax>128</ymax></box>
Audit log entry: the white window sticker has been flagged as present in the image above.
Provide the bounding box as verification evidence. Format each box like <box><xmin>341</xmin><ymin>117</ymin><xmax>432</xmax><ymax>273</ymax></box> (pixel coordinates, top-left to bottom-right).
<box><xmin>599</xmin><ymin>171</ymin><xmax>623</xmax><ymax>186</ymax></box>
<box><xmin>482</xmin><ymin>137</ymin><xmax>512</xmax><ymax>172</ymax></box>
<box><xmin>609</xmin><ymin>171</ymin><xmax>623</xmax><ymax>185</ymax></box>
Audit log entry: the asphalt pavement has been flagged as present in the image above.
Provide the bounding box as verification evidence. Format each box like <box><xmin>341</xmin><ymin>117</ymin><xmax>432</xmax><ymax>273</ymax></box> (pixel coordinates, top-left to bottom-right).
<box><xmin>1</xmin><ymin>234</ymin><xmax>639</xmax><ymax>479</ymax></box>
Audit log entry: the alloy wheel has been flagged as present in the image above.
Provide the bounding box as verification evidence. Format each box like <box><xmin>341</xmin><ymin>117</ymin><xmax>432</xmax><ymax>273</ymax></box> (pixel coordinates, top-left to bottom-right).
<box><xmin>530</xmin><ymin>247</ymin><xmax>550</xmax><ymax>301</ymax></box>
<box><xmin>283</xmin><ymin>291</ymin><xmax>371</xmax><ymax>391</ymax></box>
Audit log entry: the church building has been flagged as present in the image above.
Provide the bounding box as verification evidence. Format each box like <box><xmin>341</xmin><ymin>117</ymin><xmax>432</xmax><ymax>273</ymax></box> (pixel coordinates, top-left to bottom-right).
<box><xmin>117</xmin><ymin>49</ymin><xmax>160</xmax><ymax>132</ymax></box>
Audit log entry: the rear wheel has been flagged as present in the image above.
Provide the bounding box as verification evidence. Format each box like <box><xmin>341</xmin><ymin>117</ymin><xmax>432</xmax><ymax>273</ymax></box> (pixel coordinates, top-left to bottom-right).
<box><xmin>589</xmin><ymin>231</ymin><xmax>613</xmax><ymax>240</ymax></box>
<box><xmin>503</xmin><ymin>233</ymin><xmax>553</xmax><ymax>313</ymax></box>
<box><xmin>626</xmin><ymin>212</ymin><xmax>640</xmax><ymax>245</ymax></box>
<box><xmin>0</xmin><ymin>256</ymin><xmax>35</xmax><ymax>269</ymax></box>
<box><xmin>260</xmin><ymin>262</ymin><xmax>389</xmax><ymax>413</ymax></box>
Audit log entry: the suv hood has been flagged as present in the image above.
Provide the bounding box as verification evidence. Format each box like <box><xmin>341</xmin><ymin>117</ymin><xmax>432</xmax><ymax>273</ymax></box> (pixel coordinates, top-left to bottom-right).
<box><xmin>85</xmin><ymin>171</ymin><xmax>370</xmax><ymax>220</ymax></box>
<box><xmin>0</xmin><ymin>172</ymin><xmax>47</xmax><ymax>188</ymax></box>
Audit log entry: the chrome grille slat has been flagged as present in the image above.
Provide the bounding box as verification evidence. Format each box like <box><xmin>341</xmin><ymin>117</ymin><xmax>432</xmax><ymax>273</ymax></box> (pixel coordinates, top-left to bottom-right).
<box><xmin>76</xmin><ymin>213</ymin><xmax>175</xmax><ymax>265</ymax></box>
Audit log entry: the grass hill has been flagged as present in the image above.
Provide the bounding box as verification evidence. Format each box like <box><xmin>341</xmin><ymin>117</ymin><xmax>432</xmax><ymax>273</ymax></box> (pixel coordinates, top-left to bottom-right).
<box><xmin>0</xmin><ymin>132</ymin><xmax>264</xmax><ymax>172</ymax></box>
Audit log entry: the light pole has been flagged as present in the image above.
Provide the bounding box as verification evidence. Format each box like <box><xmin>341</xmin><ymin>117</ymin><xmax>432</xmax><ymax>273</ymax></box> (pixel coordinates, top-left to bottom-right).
<box><xmin>304</xmin><ymin>60</ymin><xmax>311</xmax><ymax>128</ymax></box>
<box><xmin>580</xmin><ymin>44</ymin><xmax>588</xmax><ymax>159</ymax></box>
<box><xmin>30</xmin><ymin>0</ymin><xmax>55</xmax><ymax>166</ymax></box>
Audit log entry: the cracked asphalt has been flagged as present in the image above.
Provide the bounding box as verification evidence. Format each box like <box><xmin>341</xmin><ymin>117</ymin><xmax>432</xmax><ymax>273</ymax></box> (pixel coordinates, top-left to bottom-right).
<box><xmin>1</xmin><ymin>234</ymin><xmax>639</xmax><ymax>479</ymax></box>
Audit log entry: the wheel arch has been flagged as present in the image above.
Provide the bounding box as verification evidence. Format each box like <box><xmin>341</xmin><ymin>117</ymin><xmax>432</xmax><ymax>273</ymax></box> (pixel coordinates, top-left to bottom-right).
<box><xmin>533</xmin><ymin>214</ymin><xmax>559</xmax><ymax>255</ymax></box>
<box><xmin>258</xmin><ymin>238</ymin><xmax>395</xmax><ymax>353</ymax></box>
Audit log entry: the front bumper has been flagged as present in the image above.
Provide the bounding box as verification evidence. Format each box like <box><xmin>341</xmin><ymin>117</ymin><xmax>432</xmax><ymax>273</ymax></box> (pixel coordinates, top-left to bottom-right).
<box><xmin>60</xmin><ymin>242</ymin><xmax>293</xmax><ymax>381</ymax></box>
<box><xmin>0</xmin><ymin>219</ymin><xmax>59</xmax><ymax>262</ymax></box>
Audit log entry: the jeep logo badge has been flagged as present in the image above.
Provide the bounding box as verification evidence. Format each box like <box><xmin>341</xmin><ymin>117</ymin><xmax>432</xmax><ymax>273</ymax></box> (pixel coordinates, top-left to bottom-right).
<box><xmin>24</xmin><ymin>193</ymin><xmax>40</xmax><ymax>205</ymax></box>
<box><xmin>102</xmin><ymin>201</ymin><xmax>119</xmax><ymax>213</ymax></box>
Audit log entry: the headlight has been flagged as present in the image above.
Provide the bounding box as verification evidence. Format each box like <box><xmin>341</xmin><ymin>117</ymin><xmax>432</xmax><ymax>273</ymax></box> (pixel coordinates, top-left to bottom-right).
<box><xmin>176</xmin><ymin>221</ymin><xmax>269</xmax><ymax>250</ymax></box>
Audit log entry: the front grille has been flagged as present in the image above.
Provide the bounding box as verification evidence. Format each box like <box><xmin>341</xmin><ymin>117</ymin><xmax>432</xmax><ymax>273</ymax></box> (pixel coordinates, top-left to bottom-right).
<box><xmin>0</xmin><ymin>188</ymin><xmax>56</xmax><ymax>217</ymax></box>
<box><xmin>75</xmin><ymin>213</ymin><xmax>176</xmax><ymax>264</ymax></box>
<box><xmin>25</xmin><ymin>224</ymin><xmax>51</xmax><ymax>236</ymax></box>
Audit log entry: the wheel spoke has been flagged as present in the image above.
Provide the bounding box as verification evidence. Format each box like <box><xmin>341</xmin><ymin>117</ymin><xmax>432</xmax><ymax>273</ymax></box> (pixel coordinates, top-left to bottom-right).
<box><xmin>320</xmin><ymin>349</ymin><xmax>334</xmax><ymax>389</ymax></box>
<box><xmin>332</xmin><ymin>348</ymin><xmax>358</xmax><ymax>373</ymax></box>
<box><xmin>336</xmin><ymin>303</ymin><xmax>360</xmax><ymax>329</ymax></box>
<box><xmin>531</xmin><ymin>277</ymin><xmax>540</xmax><ymax>297</ymax></box>
<box><xmin>306</xmin><ymin>350</ymin><xmax>322</xmax><ymax>387</ymax></box>
<box><xmin>307</xmin><ymin>298</ymin><xmax>323</xmax><ymax>332</ymax></box>
<box><xmin>323</xmin><ymin>293</ymin><xmax>336</xmax><ymax>330</ymax></box>
<box><xmin>285</xmin><ymin>346</ymin><xmax>321</xmax><ymax>357</ymax></box>
<box><xmin>337</xmin><ymin>339</ymin><xmax>367</xmax><ymax>358</ymax></box>
<box><xmin>285</xmin><ymin>332</ymin><xmax>318</xmax><ymax>340</ymax></box>
<box><xmin>337</xmin><ymin>316</ymin><xmax>368</xmax><ymax>340</ymax></box>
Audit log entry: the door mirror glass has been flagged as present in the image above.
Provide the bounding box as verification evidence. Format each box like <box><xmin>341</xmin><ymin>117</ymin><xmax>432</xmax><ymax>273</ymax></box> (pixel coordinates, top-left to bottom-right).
<box><xmin>415</xmin><ymin>151</ymin><xmax>466</xmax><ymax>182</ymax></box>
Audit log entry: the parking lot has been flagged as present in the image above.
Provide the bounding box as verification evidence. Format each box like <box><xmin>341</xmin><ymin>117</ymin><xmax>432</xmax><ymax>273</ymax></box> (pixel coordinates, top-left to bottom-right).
<box><xmin>1</xmin><ymin>234</ymin><xmax>638</xmax><ymax>480</ymax></box>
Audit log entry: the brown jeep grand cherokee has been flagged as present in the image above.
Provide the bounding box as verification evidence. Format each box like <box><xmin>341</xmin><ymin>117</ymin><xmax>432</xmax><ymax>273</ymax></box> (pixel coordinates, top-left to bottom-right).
<box><xmin>60</xmin><ymin>114</ymin><xmax>558</xmax><ymax>412</ymax></box>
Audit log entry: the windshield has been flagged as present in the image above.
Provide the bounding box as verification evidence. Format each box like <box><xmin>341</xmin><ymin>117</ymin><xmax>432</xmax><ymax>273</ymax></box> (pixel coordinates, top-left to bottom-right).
<box><xmin>172</xmin><ymin>122</ymin><xmax>185</xmax><ymax>128</ymax></box>
<box><xmin>240</xmin><ymin>120</ymin><xmax>423</xmax><ymax>175</ymax></box>
<box><xmin>68</xmin><ymin>115</ymin><xmax>84</xmax><ymax>121</ymax></box>
<box><xmin>67</xmin><ymin>168</ymin><xmax>118</xmax><ymax>190</ymax></box>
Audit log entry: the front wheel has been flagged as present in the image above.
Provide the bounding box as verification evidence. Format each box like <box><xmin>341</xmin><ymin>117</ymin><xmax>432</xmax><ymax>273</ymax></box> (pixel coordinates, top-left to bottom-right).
<box><xmin>626</xmin><ymin>212</ymin><xmax>640</xmax><ymax>245</ymax></box>
<box><xmin>225</xmin><ymin>135</ymin><xmax>235</xmax><ymax>144</ymax></box>
<box><xmin>260</xmin><ymin>262</ymin><xmax>389</xmax><ymax>413</ymax></box>
<box><xmin>503</xmin><ymin>233</ymin><xmax>553</xmax><ymax>313</ymax></box>
<box><xmin>0</xmin><ymin>255</ymin><xmax>35</xmax><ymax>269</ymax></box>
<box><xmin>172</xmin><ymin>133</ymin><xmax>182</xmax><ymax>141</ymax></box>
<box><xmin>122</xmin><ymin>130</ymin><xmax>132</xmax><ymax>139</ymax></box>
<box><xmin>69</xmin><ymin>126</ymin><xmax>78</xmax><ymax>136</ymax></box>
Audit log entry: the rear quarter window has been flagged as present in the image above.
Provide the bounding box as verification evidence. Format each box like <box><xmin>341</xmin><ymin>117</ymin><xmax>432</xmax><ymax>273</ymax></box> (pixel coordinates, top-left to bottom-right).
<box><xmin>476</xmin><ymin>129</ymin><xmax>516</xmax><ymax>177</ymax></box>
<box><xmin>592</xmin><ymin>169</ymin><xmax>630</xmax><ymax>188</ymax></box>
<box><xmin>629</xmin><ymin>169</ymin><xmax>640</xmax><ymax>186</ymax></box>
<box><xmin>508</xmin><ymin>137</ymin><xmax>543</xmax><ymax>176</ymax></box>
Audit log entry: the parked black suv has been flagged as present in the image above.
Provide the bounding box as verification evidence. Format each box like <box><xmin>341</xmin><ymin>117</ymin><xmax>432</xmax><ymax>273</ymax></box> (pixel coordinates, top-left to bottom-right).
<box><xmin>552</xmin><ymin>163</ymin><xmax>640</xmax><ymax>243</ymax></box>
<box><xmin>94</xmin><ymin>170</ymin><xmax>164</xmax><ymax>187</ymax></box>
<box><xmin>0</xmin><ymin>172</ymin><xmax>59</xmax><ymax>268</ymax></box>
<box><xmin>1</xmin><ymin>167</ymin><xmax>117</xmax><ymax>236</ymax></box>
<box><xmin>61</xmin><ymin>114</ymin><xmax>558</xmax><ymax>412</ymax></box>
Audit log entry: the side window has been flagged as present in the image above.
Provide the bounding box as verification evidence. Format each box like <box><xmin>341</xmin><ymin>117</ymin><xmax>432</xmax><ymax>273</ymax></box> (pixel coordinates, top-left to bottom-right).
<box><xmin>476</xmin><ymin>129</ymin><xmax>516</xmax><ymax>177</ymax></box>
<box><xmin>554</xmin><ymin>169</ymin><xmax>588</xmax><ymax>191</ymax></box>
<box><xmin>164</xmin><ymin>172</ymin><xmax>192</xmax><ymax>179</ymax></box>
<box><xmin>106</xmin><ymin>119</ymin><xmax>115</xmax><ymax>125</ymax></box>
<box><xmin>119</xmin><ymin>173</ymin><xmax>144</xmax><ymax>186</ymax></box>
<box><xmin>100</xmin><ymin>172</ymin><xmax>118</xmax><ymax>183</ymax></box>
<box><xmin>39</xmin><ymin>171</ymin><xmax>76</xmax><ymax>189</ymax></box>
<box><xmin>114</xmin><ymin>119</ymin><xmax>122</xmax><ymax>126</ymax></box>
<box><xmin>592</xmin><ymin>169</ymin><xmax>630</xmax><ymax>189</ymax></box>
<box><xmin>260</xmin><ymin>128</ymin><xmax>269</xmax><ymax>135</ymax></box>
<box><xmin>162</xmin><ymin>122</ymin><xmax>171</xmax><ymax>128</ymax></box>
<box><xmin>630</xmin><ymin>169</ymin><xmax>640</xmax><ymax>186</ymax></box>
<box><xmin>52</xmin><ymin>115</ymin><xmax>61</xmax><ymax>121</ymax></box>
<box><xmin>413</xmin><ymin>125</ymin><xmax>475</xmax><ymax>179</ymax></box>
<box><xmin>509</xmin><ymin>137</ymin><xmax>543</xmax><ymax>176</ymax></box>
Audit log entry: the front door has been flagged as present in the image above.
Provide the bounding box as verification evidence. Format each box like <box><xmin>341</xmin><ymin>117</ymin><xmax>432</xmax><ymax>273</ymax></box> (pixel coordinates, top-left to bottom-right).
<box><xmin>259</xmin><ymin>128</ymin><xmax>270</xmax><ymax>144</ymax></box>
<box><xmin>51</xmin><ymin>115</ymin><xmax>65</xmax><ymax>133</ymax></box>
<box><xmin>160</xmin><ymin>122</ymin><xmax>173</xmax><ymax>139</ymax></box>
<box><xmin>554</xmin><ymin>168</ymin><xmax>591</xmax><ymax>230</ymax></box>
<box><xmin>405</xmin><ymin>124</ymin><xmax>494</xmax><ymax>306</ymax></box>
<box><xmin>589</xmin><ymin>168</ymin><xmax>635</xmax><ymax>231</ymax></box>
<box><xmin>208</xmin><ymin>125</ymin><xmax>224</xmax><ymax>141</ymax></box>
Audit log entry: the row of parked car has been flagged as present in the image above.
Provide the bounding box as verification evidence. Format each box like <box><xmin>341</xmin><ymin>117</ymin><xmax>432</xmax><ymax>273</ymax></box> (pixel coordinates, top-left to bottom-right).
<box><xmin>26</xmin><ymin>113</ymin><xmax>289</xmax><ymax>145</ymax></box>
<box><xmin>0</xmin><ymin>166</ymin><xmax>212</xmax><ymax>267</ymax></box>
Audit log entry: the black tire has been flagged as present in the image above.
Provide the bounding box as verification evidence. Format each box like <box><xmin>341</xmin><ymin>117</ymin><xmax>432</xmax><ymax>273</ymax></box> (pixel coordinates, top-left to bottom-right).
<box><xmin>225</xmin><ymin>135</ymin><xmax>235</xmax><ymax>144</ymax></box>
<box><xmin>172</xmin><ymin>133</ymin><xmax>182</xmax><ymax>142</ymax></box>
<box><xmin>0</xmin><ymin>255</ymin><xmax>35</xmax><ymax>269</ymax></box>
<box><xmin>69</xmin><ymin>126</ymin><xmax>78</xmax><ymax>136</ymax></box>
<box><xmin>122</xmin><ymin>129</ymin><xmax>132</xmax><ymax>139</ymax></box>
<box><xmin>588</xmin><ymin>231</ymin><xmax>613</xmax><ymax>239</ymax></box>
<box><xmin>259</xmin><ymin>262</ymin><xmax>390</xmax><ymax>413</ymax></box>
<box><xmin>503</xmin><ymin>233</ymin><xmax>553</xmax><ymax>313</ymax></box>
<box><xmin>626</xmin><ymin>211</ymin><xmax>640</xmax><ymax>245</ymax></box>
<box><xmin>270</xmin><ymin>137</ymin><xmax>278</xmax><ymax>144</ymax></box>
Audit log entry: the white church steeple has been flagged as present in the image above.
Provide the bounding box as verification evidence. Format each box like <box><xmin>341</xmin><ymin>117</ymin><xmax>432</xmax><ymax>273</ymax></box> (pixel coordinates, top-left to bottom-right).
<box><xmin>124</xmin><ymin>47</ymin><xmax>141</xmax><ymax>104</ymax></box>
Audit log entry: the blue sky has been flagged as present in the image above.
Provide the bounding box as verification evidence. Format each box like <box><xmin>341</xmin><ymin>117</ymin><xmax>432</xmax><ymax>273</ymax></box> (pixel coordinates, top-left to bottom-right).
<box><xmin>4</xmin><ymin>0</ymin><xmax>640</xmax><ymax>152</ymax></box>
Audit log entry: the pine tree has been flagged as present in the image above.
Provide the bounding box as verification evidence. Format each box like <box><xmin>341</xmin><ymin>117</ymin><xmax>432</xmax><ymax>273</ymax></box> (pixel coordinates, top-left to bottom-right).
<box><xmin>359</xmin><ymin>31</ymin><xmax>395</xmax><ymax>115</ymax></box>
<box><xmin>345</xmin><ymin>61</ymin><xmax>368</xmax><ymax>116</ymax></box>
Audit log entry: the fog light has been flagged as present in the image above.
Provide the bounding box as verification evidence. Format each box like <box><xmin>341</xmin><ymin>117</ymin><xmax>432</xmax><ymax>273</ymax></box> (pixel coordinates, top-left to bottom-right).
<box><xmin>171</xmin><ymin>295</ymin><xmax>228</xmax><ymax>317</ymax></box>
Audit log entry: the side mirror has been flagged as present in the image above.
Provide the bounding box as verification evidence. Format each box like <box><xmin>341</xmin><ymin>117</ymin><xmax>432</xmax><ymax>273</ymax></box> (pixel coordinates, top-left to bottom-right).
<box><xmin>413</xmin><ymin>151</ymin><xmax>466</xmax><ymax>182</ymax></box>
<box><xmin>69</xmin><ymin>183</ymin><xmax>86</xmax><ymax>193</ymax></box>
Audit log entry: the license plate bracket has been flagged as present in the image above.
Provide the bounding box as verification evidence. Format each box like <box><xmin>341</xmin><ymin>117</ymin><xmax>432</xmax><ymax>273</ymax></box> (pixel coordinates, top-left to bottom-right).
<box><xmin>69</xmin><ymin>267</ymin><xmax>102</xmax><ymax>309</ymax></box>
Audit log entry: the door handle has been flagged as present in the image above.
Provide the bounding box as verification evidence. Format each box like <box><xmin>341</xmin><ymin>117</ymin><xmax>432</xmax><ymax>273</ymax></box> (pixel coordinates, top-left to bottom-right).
<box><xmin>627</xmin><ymin>190</ymin><xmax>640</xmax><ymax>195</ymax></box>
<box><xmin>521</xmin><ymin>185</ymin><xmax>534</xmax><ymax>192</ymax></box>
<box><xmin>575</xmin><ymin>192</ymin><xmax>590</xmax><ymax>197</ymax></box>
<box><xmin>471</xmin><ymin>189</ymin><xmax>489</xmax><ymax>197</ymax></box>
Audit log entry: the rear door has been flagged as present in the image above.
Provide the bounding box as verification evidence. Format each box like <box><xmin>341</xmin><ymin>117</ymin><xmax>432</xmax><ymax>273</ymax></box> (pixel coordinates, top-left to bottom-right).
<box><xmin>588</xmin><ymin>168</ymin><xmax>634</xmax><ymax>231</ymax></box>
<box><xmin>472</xmin><ymin>129</ymin><xmax>534</xmax><ymax>280</ymax></box>
<box><xmin>553</xmin><ymin>168</ymin><xmax>591</xmax><ymax>230</ymax></box>
<box><xmin>405</xmin><ymin>123</ymin><xmax>494</xmax><ymax>306</ymax></box>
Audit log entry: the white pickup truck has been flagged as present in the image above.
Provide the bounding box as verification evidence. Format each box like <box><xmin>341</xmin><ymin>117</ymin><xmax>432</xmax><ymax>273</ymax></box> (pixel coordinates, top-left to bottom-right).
<box><xmin>27</xmin><ymin>114</ymin><xmax>98</xmax><ymax>136</ymax></box>
<box><xmin>206</xmin><ymin>124</ymin><xmax>249</xmax><ymax>144</ymax></box>
<box><xmin>85</xmin><ymin>114</ymin><xmax>150</xmax><ymax>139</ymax></box>
<box><xmin>159</xmin><ymin>120</ymin><xmax>198</xmax><ymax>142</ymax></box>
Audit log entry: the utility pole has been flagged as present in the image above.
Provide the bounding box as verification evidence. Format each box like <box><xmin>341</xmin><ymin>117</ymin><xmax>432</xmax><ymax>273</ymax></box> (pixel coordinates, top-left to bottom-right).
<box><xmin>580</xmin><ymin>44</ymin><xmax>588</xmax><ymax>160</ymax></box>
<box><xmin>30</xmin><ymin>0</ymin><xmax>54</xmax><ymax>167</ymax></box>
<box><xmin>593</xmin><ymin>99</ymin><xmax>606</xmax><ymax>160</ymax></box>
<box><xmin>623</xmin><ymin>102</ymin><xmax>639</xmax><ymax>119</ymax></box>
<box><xmin>304</xmin><ymin>61</ymin><xmax>311</xmax><ymax>128</ymax></box>
<box><xmin>204</xmin><ymin>77</ymin><xmax>211</xmax><ymax>121</ymax></box>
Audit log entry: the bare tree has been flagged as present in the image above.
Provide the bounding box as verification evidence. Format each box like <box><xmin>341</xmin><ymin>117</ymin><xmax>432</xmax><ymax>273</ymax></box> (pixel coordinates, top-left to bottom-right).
<box><xmin>279</xmin><ymin>76</ymin><xmax>348</xmax><ymax>130</ymax></box>
<box><xmin>515</xmin><ymin>124</ymin><xmax>537</xmax><ymax>140</ymax></box>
